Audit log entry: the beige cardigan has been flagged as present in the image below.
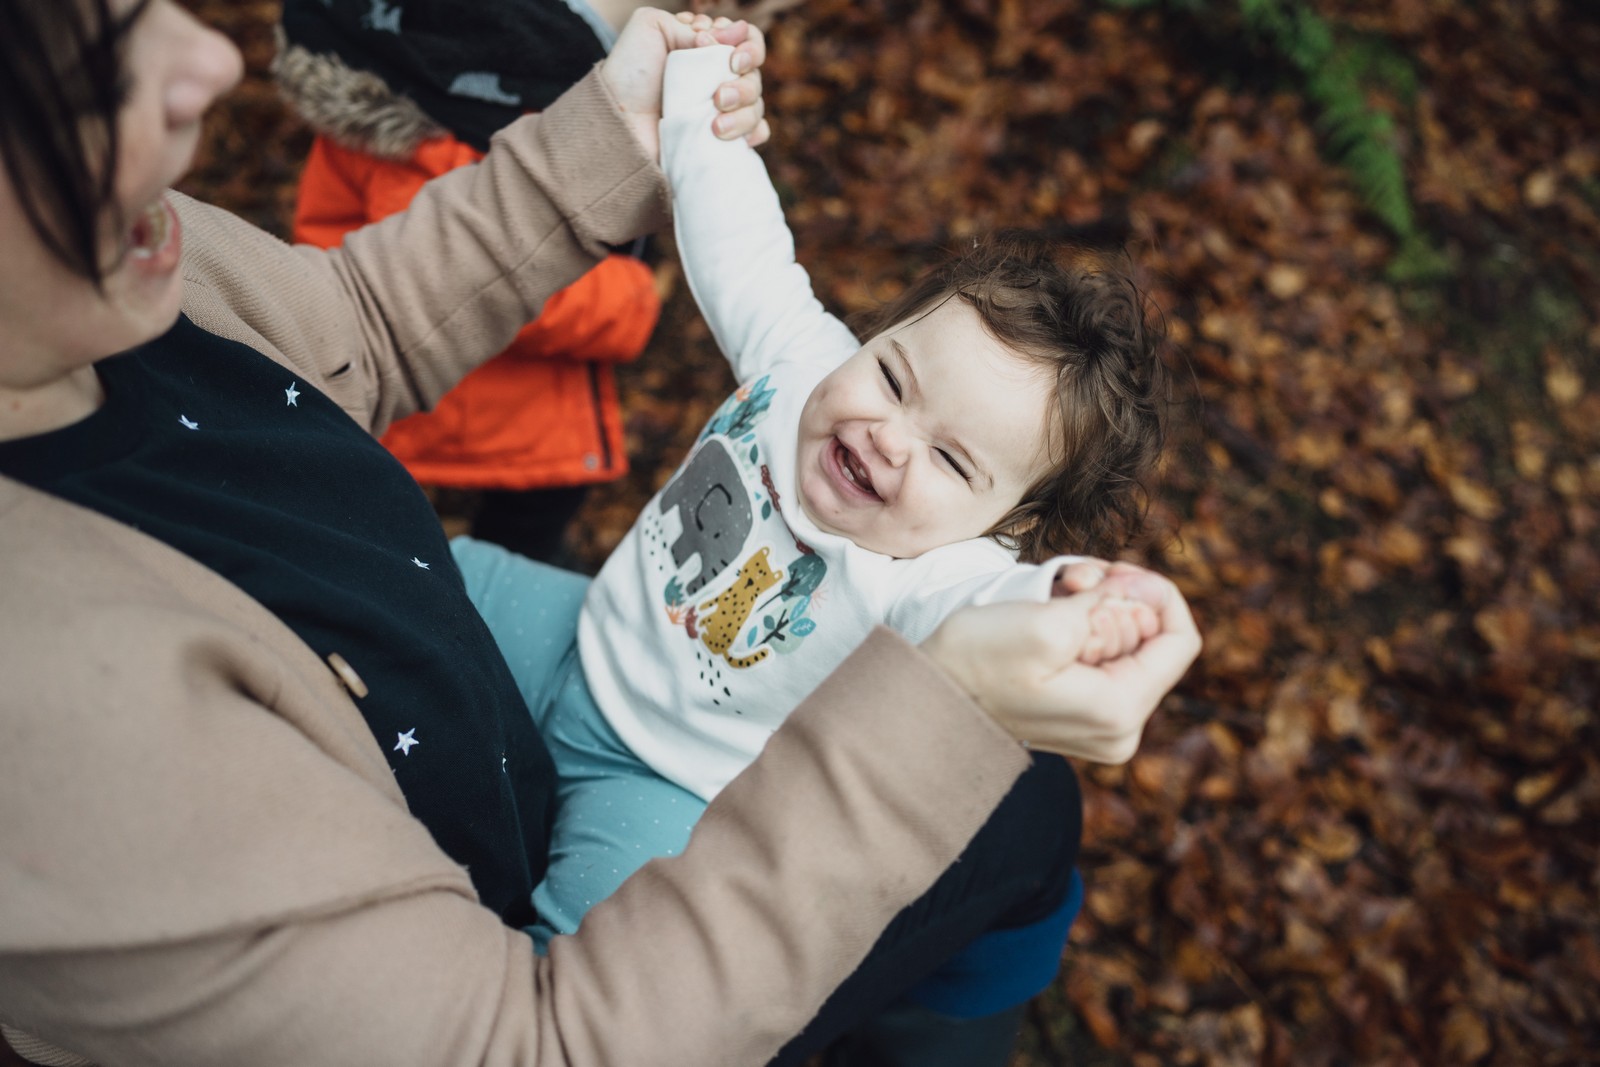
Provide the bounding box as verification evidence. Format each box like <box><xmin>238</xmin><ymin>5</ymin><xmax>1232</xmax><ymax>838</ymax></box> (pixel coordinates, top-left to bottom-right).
<box><xmin>0</xmin><ymin>70</ymin><xmax>1031</xmax><ymax>1066</ymax></box>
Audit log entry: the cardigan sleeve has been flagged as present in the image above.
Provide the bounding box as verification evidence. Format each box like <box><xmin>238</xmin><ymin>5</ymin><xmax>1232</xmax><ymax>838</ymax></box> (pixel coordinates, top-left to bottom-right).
<box><xmin>177</xmin><ymin>67</ymin><xmax>669</xmax><ymax>438</ymax></box>
<box><xmin>0</xmin><ymin>629</ymin><xmax>1029</xmax><ymax>1067</ymax></box>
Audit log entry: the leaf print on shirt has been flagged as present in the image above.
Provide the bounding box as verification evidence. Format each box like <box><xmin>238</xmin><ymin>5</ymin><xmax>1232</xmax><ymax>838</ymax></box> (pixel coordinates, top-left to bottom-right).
<box><xmin>746</xmin><ymin>552</ymin><xmax>828</xmax><ymax>659</ymax></box>
<box><xmin>701</xmin><ymin>375</ymin><xmax>776</xmax><ymax>442</ymax></box>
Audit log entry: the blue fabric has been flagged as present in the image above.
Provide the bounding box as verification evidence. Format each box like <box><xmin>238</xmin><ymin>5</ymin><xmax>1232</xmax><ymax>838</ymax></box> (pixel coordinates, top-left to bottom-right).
<box><xmin>905</xmin><ymin>868</ymin><xmax>1084</xmax><ymax>1018</ymax></box>
<box><xmin>451</xmin><ymin>537</ymin><xmax>705</xmax><ymax>951</ymax></box>
<box><xmin>524</xmin><ymin>667</ymin><xmax>706</xmax><ymax>951</ymax></box>
<box><xmin>451</xmin><ymin>535</ymin><xmax>589</xmax><ymax>717</ymax></box>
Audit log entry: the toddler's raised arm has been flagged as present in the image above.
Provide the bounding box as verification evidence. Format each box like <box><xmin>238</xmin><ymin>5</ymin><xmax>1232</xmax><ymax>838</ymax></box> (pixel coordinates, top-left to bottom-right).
<box><xmin>660</xmin><ymin>46</ymin><xmax>858</xmax><ymax>381</ymax></box>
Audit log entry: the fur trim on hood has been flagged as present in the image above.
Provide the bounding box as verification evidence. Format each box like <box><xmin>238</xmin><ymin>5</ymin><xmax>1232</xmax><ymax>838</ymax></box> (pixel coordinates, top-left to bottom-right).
<box><xmin>273</xmin><ymin>31</ymin><xmax>443</xmax><ymax>160</ymax></box>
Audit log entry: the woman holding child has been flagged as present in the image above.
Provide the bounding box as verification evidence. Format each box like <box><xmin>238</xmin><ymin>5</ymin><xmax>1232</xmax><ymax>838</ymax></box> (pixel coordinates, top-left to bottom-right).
<box><xmin>0</xmin><ymin>1</ymin><xmax>1200</xmax><ymax>1065</ymax></box>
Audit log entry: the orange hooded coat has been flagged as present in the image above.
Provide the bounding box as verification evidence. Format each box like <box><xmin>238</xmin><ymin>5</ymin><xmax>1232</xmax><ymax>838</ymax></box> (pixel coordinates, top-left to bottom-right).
<box><xmin>292</xmin><ymin>132</ymin><xmax>659</xmax><ymax>489</ymax></box>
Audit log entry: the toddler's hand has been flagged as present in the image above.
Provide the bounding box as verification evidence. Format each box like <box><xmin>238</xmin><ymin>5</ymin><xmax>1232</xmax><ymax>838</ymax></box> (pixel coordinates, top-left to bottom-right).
<box><xmin>1080</xmin><ymin>596</ymin><xmax>1160</xmax><ymax>665</ymax></box>
<box><xmin>669</xmin><ymin>12</ymin><xmax>769</xmax><ymax>145</ymax></box>
<box><xmin>1051</xmin><ymin>559</ymin><xmax>1165</xmax><ymax>666</ymax></box>
<box><xmin>602</xmin><ymin>9</ymin><xmax>768</xmax><ymax>159</ymax></box>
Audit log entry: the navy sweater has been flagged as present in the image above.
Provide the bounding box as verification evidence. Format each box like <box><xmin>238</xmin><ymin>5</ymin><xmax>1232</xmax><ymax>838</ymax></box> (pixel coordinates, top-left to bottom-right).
<box><xmin>0</xmin><ymin>316</ymin><xmax>556</xmax><ymax>926</ymax></box>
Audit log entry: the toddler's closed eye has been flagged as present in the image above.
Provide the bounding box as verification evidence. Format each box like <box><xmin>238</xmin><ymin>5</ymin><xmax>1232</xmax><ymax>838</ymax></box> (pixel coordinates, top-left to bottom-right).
<box><xmin>937</xmin><ymin>448</ymin><xmax>970</xmax><ymax>481</ymax></box>
<box><xmin>877</xmin><ymin>359</ymin><xmax>902</xmax><ymax>400</ymax></box>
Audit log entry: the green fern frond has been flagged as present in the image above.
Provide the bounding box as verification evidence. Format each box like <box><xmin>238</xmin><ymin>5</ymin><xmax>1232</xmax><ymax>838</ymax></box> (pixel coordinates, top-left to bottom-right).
<box><xmin>1385</xmin><ymin>233</ymin><xmax>1454</xmax><ymax>284</ymax></box>
<box><xmin>1340</xmin><ymin>36</ymin><xmax>1420</xmax><ymax>103</ymax></box>
<box><xmin>1238</xmin><ymin>0</ymin><xmax>1278</xmax><ymax>28</ymax></box>
<box><xmin>1301</xmin><ymin>35</ymin><xmax>1415</xmax><ymax>239</ymax></box>
<box><xmin>1110</xmin><ymin>0</ymin><xmax>1428</xmax><ymax>249</ymax></box>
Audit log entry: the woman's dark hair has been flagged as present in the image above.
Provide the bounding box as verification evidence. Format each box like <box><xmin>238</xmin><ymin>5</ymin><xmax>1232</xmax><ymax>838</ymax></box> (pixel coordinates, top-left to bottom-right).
<box><xmin>0</xmin><ymin>0</ymin><xmax>142</xmax><ymax>287</ymax></box>
<box><xmin>851</xmin><ymin>232</ymin><xmax>1171</xmax><ymax>562</ymax></box>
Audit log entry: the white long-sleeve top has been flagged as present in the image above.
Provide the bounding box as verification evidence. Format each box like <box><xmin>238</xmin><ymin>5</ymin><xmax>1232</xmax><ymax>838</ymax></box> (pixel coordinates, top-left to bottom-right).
<box><xmin>576</xmin><ymin>47</ymin><xmax>1070</xmax><ymax>800</ymax></box>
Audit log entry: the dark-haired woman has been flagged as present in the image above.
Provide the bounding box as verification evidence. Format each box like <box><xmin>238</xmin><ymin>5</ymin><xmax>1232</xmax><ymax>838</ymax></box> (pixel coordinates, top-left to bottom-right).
<box><xmin>0</xmin><ymin>3</ymin><xmax>1201</xmax><ymax>1065</ymax></box>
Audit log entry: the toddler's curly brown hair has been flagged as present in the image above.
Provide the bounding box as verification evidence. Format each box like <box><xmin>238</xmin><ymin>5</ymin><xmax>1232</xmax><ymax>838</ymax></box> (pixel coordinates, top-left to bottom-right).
<box><xmin>851</xmin><ymin>231</ymin><xmax>1170</xmax><ymax>562</ymax></box>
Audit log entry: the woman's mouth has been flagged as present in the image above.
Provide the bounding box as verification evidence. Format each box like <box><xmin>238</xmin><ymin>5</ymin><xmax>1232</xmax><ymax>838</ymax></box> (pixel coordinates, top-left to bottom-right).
<box><xmin>118</xmin><ymin>194</ymin><xmax>183</xmax><ymax>280</ymax></box>
<box><xmin>128</xmin><ymin>196</ymin><xmax>177</xmax><ymax>260</ymax></box>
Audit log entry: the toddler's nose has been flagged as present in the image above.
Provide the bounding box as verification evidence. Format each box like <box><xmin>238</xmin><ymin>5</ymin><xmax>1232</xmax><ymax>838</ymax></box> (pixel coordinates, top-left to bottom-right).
<box><xmin>870</xmin><ymin>419</ymin><xmax>910</xmax><ymax>467</ymax></box>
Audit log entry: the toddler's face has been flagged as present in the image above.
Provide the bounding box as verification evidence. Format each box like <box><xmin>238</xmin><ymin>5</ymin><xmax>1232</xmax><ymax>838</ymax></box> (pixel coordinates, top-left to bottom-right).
<box><xmin>795</xmin><ymin>299</ymin><xmax>1054</xmax><ymax>559</ymax></box>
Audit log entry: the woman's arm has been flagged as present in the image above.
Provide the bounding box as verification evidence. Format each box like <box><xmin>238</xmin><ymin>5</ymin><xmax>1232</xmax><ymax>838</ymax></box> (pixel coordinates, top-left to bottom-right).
<box><xmin>923</xmin><ymin>567</ymin><xmax>1202</xmax><ymax>764</ymax></box>
<box><xmin>180</xmin><ymin>15</ymin><xmax>768</xmax><ymax>438</ymax></box>
<box><xmin>0</xmin><ymin>631</ymin><xmax>1030</xmax><ymax>1067</ymax></box>
<box><xmin>0</xmin><ymin>550</ymin><xmax>1193</xmax><ymax>1067</ymax></box>
<box><xmin>178</xmin><ymin>69</ymin><xmax>665</xmax><ymax>438</ymax></box>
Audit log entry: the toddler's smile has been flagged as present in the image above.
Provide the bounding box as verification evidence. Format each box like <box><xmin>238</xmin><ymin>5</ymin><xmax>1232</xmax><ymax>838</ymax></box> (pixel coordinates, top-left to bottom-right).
<box><xmin>793</xmin><ymin>299</ymin><xmax>1053</xmax><ymax>560</ymax></box>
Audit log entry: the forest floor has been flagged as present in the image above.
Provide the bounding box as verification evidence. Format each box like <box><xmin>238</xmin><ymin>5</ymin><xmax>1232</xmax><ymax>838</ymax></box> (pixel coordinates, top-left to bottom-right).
<box><xmin>182</xmin><ymin>1</ymin><xmax>1598</xmax><ymax>1063</ymax></box>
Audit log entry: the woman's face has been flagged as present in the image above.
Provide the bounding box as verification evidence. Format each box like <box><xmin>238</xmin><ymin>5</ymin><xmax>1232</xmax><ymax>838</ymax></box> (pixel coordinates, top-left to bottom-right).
<box><xmin>0</xmin><ymin>0</ymin><xmax>242</xmax><ymax>389</ymax></box>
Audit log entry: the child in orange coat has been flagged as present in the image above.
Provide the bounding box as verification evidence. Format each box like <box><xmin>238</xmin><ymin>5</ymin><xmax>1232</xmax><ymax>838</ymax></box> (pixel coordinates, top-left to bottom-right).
<box><xmin>278</xmin><ymin>0</ymin><xmax>663</xmax><ymax>563</ymax></box>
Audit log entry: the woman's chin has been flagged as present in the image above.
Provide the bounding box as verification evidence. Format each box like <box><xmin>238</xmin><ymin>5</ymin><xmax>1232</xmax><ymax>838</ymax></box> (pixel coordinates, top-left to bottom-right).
<box><xmin>104</xmin><ymin>200</ymin><xmax>187</xmax><ymax>350</ymax></box>
<box><xmin>97</xmin><ymin>275</ymin><xmax>185</xmax><ymax>356</ymax></box>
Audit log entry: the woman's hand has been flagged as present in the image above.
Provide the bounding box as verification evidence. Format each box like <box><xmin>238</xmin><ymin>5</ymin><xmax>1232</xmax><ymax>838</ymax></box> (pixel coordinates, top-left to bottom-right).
<box><xmin>921</xmin><ymin>567</ymin><xmax>1201</xmax><ymax>764</ymax></box>
<box><xmin>601</xmin><ymin>9</ymin><xmax>769</xmax><ymax>161</ymax></box>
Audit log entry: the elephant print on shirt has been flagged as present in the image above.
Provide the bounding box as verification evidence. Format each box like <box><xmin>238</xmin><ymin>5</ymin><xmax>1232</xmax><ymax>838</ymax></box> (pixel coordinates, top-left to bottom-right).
<box><xmin>658</xmin><ymin>439</ymin><xmax>753</xmax><ymax>597</ymax></box>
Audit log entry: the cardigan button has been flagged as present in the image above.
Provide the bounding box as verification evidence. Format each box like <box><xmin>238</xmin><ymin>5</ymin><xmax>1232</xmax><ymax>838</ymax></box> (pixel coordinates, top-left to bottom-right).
<box><xmin>326</xmin><ymin>652</ymin><xmax>368</xmax><ymax>698</ymax></box>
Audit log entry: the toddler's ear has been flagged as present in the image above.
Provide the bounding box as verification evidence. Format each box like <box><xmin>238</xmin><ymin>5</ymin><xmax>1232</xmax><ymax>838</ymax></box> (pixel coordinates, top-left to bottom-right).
<box><xmin>992</xmin><ymin>511</ymin><xmax>1039</xmax><ymax>554</ymax></box>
